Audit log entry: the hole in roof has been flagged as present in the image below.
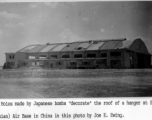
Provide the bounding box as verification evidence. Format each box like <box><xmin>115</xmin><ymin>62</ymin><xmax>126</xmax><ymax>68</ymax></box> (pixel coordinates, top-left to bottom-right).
<box><xmin>93</xmin><ymin>41</ymin><xmax>99</xmax><ymax>44</ymax></box>
<box><xmin>76</xmin><ymin>47</ymin><xmax>83</xmax><ymax>50</ymax></box>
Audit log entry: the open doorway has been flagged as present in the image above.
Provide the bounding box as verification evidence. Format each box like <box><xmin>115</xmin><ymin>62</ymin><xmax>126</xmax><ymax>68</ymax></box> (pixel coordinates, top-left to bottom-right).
<box><xmin>137</xmin><ymin>53</ymin><xmax>146</xmax><ymax>68</ymax></box>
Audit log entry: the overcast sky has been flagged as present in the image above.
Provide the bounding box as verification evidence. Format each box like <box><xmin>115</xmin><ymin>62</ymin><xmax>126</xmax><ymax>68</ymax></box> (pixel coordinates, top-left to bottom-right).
<box><xmin>0</xmin><ymin>2</ymin><xmax>152</xmax><ymax>65</ymax></box>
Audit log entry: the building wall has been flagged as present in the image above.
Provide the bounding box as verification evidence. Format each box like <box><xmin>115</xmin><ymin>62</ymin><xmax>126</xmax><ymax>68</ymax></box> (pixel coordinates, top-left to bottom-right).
<box><xmin>15</xmin><ymin>52</ymin><xmax>29</xmax><ymax>68</ymax></box>
<box><xmin>37</xmin><ymin>52</ymin><xmax>48</xmax><ymax>59</ymax></box>
<box><xmin>122</xmin><ymin>50</ymin><xmax>152</xmax><ymax>69</ymax></box>
<box><xmin>5</xmin><ymin>53</ymin><xmax>16</xmax><ymax>69</ymax></box>
<box><xmin>123</xmin><ymin>50</ymin><xmax>131</xmax><ymax>68</ymax></box>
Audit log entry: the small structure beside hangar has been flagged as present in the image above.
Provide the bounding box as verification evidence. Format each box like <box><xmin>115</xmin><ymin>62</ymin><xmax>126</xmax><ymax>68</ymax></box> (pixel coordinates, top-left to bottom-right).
<box><xmin>4</xmin><ymin>38</ymin><xmax>151</xmax><ymax>69</ymax></box>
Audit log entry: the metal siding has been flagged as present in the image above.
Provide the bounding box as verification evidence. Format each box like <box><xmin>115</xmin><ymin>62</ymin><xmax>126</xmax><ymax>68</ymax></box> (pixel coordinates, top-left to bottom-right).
<box><xmin>40</xmin><ymin>44</ymin><xmax>57</xmax><ymax>52</ymax></box>
<box><xmin>87</xmin><ymin>42</ymin><xmax>105</xmax><ymax>50</ymax></box>
<box><xmin>28</xmin><ymin>45</ymin><xmax>47</xmax><ymax>53</ymax></box>
<box><xmin>61</xmin><ymin>42</ymin><xmax>81</xmax><ymax>51</ymax></box>
<box><xmin>50</xmin><ymin>44</ymin><xmax>67</xmax><ymax>52</ymax></box>
<box><xmin>100</xmin><ymin>41</ymin><xmax>120</xmax><ymax>50</ymax></box>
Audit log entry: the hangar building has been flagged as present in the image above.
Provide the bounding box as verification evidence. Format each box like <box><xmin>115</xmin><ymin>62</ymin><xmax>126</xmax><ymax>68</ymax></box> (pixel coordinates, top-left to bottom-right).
<box><xmin>4</xmin><ymin>38</ymin><xmax>151</xmax><ymax>69</ymax></box>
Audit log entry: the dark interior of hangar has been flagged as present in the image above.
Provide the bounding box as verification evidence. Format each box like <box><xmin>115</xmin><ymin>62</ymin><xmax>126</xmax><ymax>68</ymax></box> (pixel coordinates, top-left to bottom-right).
<box><xmin>137</xmin><ymin>53</ymin><xmax>151</xmax><ymax>68</ymax></box>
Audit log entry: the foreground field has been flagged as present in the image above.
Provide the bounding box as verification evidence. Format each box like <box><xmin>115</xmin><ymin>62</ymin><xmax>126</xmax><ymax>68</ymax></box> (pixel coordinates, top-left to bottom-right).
<box><xmin>0</xmin><ymin>69</ymin><xmax>152</xmax><ymax>98</ymax></box>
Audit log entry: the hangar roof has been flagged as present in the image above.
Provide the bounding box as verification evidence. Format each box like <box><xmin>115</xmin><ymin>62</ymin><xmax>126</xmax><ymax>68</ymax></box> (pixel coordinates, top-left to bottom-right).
<box><xmin>61</xmin><ymin>42</ymin><xmax>81</xmax><ymax>51</ymax></box>
<box><xmin>74</xmin><ymin>42</ymin><xmax>91</xmax><ymax>51</ymax></box>
<box><xmin>116</xmin><ymin>40</ymin><xmax>134</xmax><ymax>49</ymax></box>
<box><xmin>87</xmin><ymin>41</ymin><xmax>104</xmax><ymax>50</ymax></box>
<box><xmin>40</xmin><ymin>44</ymin><xmax>57</xmax><ymax>52</ymax></box>
<box><xmin>28</xmin><ymin>45</ymin><xmax>47</xmax><ymax>53</ymax></box>
<box><xmin>17</xmin><ymin>38</ymin><xmax>151</xmax><ymax>55</ymax></box>
<box><xmin>50</xmin><ymin>44</ymin><xmax>68</xmax><ymax>52</ymax></box>
<box><xmin>19</xmin><ymin>45</ymin><xmax>39</xmax><ymax>52</ymax></box>
<box><xmin>99</xmin><ymin>40</ymin><xmax>120</xmax><ymax>50</ymax></box>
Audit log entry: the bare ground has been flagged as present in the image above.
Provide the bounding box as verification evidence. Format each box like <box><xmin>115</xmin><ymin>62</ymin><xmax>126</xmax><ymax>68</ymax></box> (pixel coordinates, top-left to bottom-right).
<box><xmin>0</xmin><ymin>69</ymin><xmax>152</xmax><ymax>98</ymax></box>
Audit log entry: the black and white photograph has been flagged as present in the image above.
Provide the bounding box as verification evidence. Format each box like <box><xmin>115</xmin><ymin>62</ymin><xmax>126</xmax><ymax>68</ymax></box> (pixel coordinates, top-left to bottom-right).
<box><xmin>0</xmin><ymin>1</ymin><xmax>152</xmax><ymax>98</ymax></box>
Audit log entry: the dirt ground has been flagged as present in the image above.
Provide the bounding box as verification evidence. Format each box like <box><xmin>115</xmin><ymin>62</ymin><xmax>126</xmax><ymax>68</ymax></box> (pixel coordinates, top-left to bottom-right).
<box><xmin>0</xmin><ymin>69</ymin><xmax>152</xmax><ymax>98</ymax></box>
